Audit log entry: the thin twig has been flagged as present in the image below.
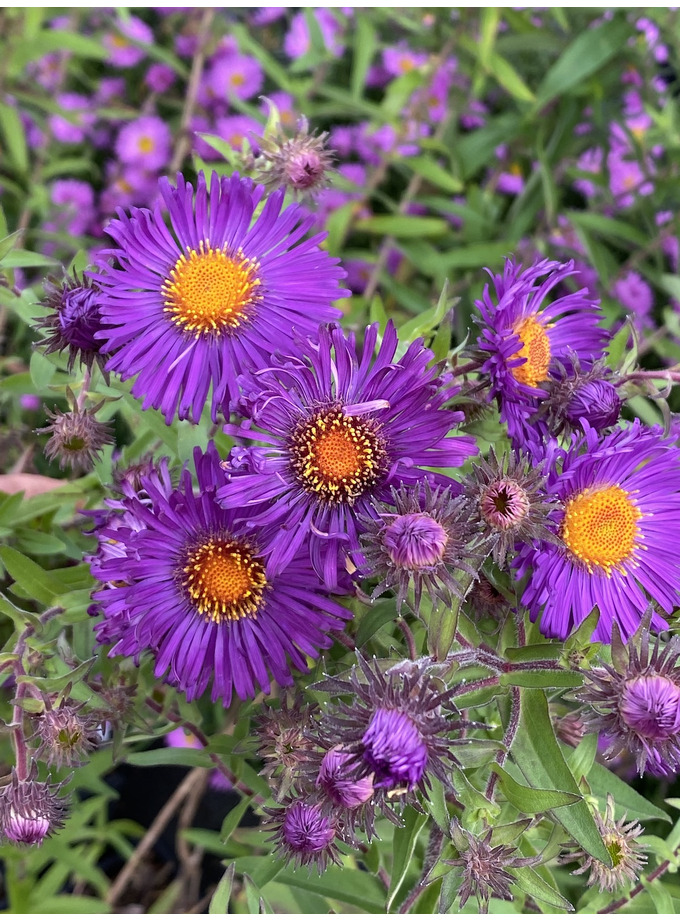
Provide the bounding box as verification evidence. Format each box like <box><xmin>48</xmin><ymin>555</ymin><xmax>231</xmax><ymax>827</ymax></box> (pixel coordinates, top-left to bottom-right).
<box><xmin>169</xmin><ymin>8</ymin><xmax>216</xmax><ymax>174</ymax></box>
<box><xmin>106</xmin><ymin>766</ymin><xmax>206</xmax><ymax>907</ymax></box>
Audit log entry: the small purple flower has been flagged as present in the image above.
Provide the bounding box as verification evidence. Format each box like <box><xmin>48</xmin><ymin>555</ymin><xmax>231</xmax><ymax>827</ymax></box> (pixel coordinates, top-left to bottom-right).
<box><xmin>611</xmin><ymin>270</ymin><xmax>654</xmax><ymax>332</ymax></box>
<box><xmin>49</xmin><ymin>92</ymin><xmax>95</xmax><ymax>144</ymax></box>
<box><xmin>214</xmin><ymin>114</ymin><xmax>262</xmax><ymax>152</ymax></box>
<box><xmin>361</xmin><ymin>708</ymin><xmax>428</xmax><ymax>790</ymax></box>
<box><xmin>284</xmin><ymin>9</ymin><xmax>344</xmax><ymax>59</ymax></box>
<box><xmin>218</xmin><ymin>322</ymin><xmax>476</xmax><ymax>587</ymax></box>
<box><xmin>565</xmin><ymin>378</ymin><xmax>622</xmax><ymax>432</ymax></box>
<box><xmin>608</xmin><ymin>151</ymin><xmax>654</xmax><ymax>208</ymax></box>
<box><xmin>92</xmin><ymin>170</ymin><xmax>347</xmax><ymax>424</ymax></box>
<box><xmin>50</xmin><ymin>179</ymin><xmax>95</xmax><ymax>236</ymax></box>
<box><xmin>266</xmin><ymin>799</ymin><xmax>339</xmax><ymax>873</ymax></box>
<box><xmin>103</xmin><ymin>15</ymin><xmax>153</xmax><ymax>67</ymax></box>
<box><xmin>115</xmin><ymin>116</ymin><xmax>172</xmax><ymax>171</ymax></box>
<box><xmin>316</xmin><ymin>748</ymin><xmax>374</xmax><ymax>808</ymax></box>
<box><xmin>204</xmin><ymin>52</ymin><xmax>264</xmax><ymax>103</ymax></box>
<box><xmin>382</xmin><ymin>42</ymin><xmax>428</xmax><ymax>77</ymax></box>
<box><xmin>145</xmin><ymin>62</ymin><xmax>175</xmax><ymax>93</ymax></box>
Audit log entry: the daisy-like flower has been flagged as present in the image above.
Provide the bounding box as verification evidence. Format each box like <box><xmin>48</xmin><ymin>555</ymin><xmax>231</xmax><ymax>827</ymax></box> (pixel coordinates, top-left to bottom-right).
<box><xmin>358</xmin><ymin>481</ymin><xmax>482</xmax><ymax>614</ymax></box>
<box><xmin>89</xmin><ymin>443</ymin><xmax>351</xmax><ymax>706</ymax></box>
<box><xmin>473</xmin><ymin>257</ymin><xmax>606</xmax><ymax>451</ymax></box>
<box><xmin>579</xmin><ymin>614</ymin><xmax>680</xmax><ymax>775</ymax></box>
<box><xmin>462</xmin><ymin>448</ymin><xmax>558</xmax><ymax>568</ymax></box>
<box><xmin>91</xmin><ymin>171</ymin><xmax>348</xmax><ymax>424</ymax></box>
<box><xmin>514</xmin><ymin>420</ymin><xmax>680</xmax><ymax>642</ymax></box>
<box><xmin>316</xmin><ymin>655</ymin><xmax>473</xmax><ymax>802</ymax></box>
<box><xmin>218</xmin><ymin>322</ymin><xmax>476</xmax><ymax>587</ymax></box>
<box><xmin>561</xmin><ymin>795</ymin><xmax>646</xmax><ymax>892</ymax></box>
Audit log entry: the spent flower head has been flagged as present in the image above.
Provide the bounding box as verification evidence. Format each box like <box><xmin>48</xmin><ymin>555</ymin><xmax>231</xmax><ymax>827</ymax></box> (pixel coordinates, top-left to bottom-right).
<box><xmin>32</xmin><ymin>695</ymin><xmax>102</xmax><ymax>769</ymax></box>
<box><xmin>255</xmin><ymin>696</ymin><xmax>318</xmax><ymax>800</ymax></box>
<box><xmin>0</xmin><ymin>765</ymin><xmax>69</xmax><ymax>847</ymax></box>
<box><xmin>38</xmin><ymin>401</ymin><xmax>114</xmax><ymax>473</ymax></box>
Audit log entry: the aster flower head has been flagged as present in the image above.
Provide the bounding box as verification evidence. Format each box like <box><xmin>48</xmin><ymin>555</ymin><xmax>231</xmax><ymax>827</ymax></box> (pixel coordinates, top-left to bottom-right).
<box><xmin>578</xmin><ymin>613</ymin><xmax>680</xmax><ymax>775</ymax></box>
<box><xmin>358</xmin><ymin>481</ymin><xmax>482</xmax><ymax>615</ymax></box>
<box><xmin>561</xmin><ymin>795</ymin><xmax>646</xmax><ymax>892</ymax></box>
<box><xmin>473</xmin><ymin>257</ymin><xmax>606</xmax><ymax>452</ymax></box>
<box><xmin>90</xmin><ymin>442</ymin><xmax>351</xmax><ymax>706</ymax></box>
<box><xmin>115</xmin><ymin>115</ymin><xmax>172</xmax><ymax>172</ymax></box>
<box><xmin>0</xmin><ymin>765</ymin><xmax>69</xmax><ymax>847</ymax></box>
<box><xmin>37</xmin><ymin>272</ymin><xmax>108</xmax><ymax>376</ymax></box>
<box><xmin>32</xmin><ymin>695</ymin><xmax>101</xmax><ymax>769</ymax></box>
<box><xmin>38</xmin><ymin>402</ymin><xmax>114</xmax><ymax>473</ymax></box>
<box><xmin>91</xmin><ymin>170</ymin><xmax>348</xmax><ymax>424</ymax></box>
<box><xmin>255</xmin><ymin>110</ymin><xmax>335</xmax><ymax>199</ymax></box>
<box><xmin>446</xmin><ymin>819</ymin><xmax>540</xmax><ymax>911</ymax></box>
<box><xmin>218</xmin><ymin>322</ymin><xmax>476</xmax><ymax>588</ymax></box>
<box><xmin>317</xmin><ymin>655</ymin><xmax>473</xmax><ymax>802</ymax></box>
<box><xmin>265</xmin><ymin>797</ymin><xmax>340</xmax><ymax>874</ymax></box>
<box><xmin>539</xmin><ymin>357</ymin><xmax>623</xmax><ymax>438</ymax></box>
<box><xmin>462</xmin><ymin>447</ymin><xmax>558</xmax><ymax>567</ymax></box>
<box><xmin>514</xmin><ymin>420</ymin><xmax>680</xmax><ymax>642</ymax></box>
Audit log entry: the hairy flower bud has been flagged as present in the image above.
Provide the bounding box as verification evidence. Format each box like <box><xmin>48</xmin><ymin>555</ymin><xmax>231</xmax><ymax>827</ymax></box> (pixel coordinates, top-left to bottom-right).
<box><xmin>265</xmin><ymin>798</ymin><xmax>340</xmax><ymax>873</ymax></box>
<box><xmin>565</xmin><ymin>379</ymin><xmax>622</xmax><ymax>432</ymax></box>
<box><xmin>316</xmin><ymin>748</ymin><xmax>374</xmax><ymax>808</ymax></box>
<box><xmin>0</xmin><ymin>766</ymin><xmax>69</xmax><ymax>847</ymax></box>
<box><xmin>38</xmin><ymin>402</ymin><xmax>114</xmax><ymax>473</ymax></box>
<box><xmin>254</xmin><ymin>109</ymin><xmax>335</xmax><ymax>198</ymax></box>
<box><xmin>37</xmin><ymin>273</ymin><xmax>108</xmax><ymax>375</ymax></box>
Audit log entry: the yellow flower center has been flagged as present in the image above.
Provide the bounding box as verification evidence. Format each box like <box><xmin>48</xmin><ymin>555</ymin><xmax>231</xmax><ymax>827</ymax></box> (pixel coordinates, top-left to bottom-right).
<box><xmin>560</xmin><ymin>485</ymin><xmax>642</xmax><ymax>575</ymax></box>
<box><xmin>509</xmin><ymin>316</ymin><xmax>551</xmax><ymax>388</ymax></box>
<box><xmin>162</xmin><ymin>241</ymin><xmax>261</xmax><ymax>337</ymax></box>
<box><xmin>290</xmin><ymin>406</ymin><xmax>388</xmax><ymax>505</ymax></box>
<box><xmin>138</xmin><ymin>136</ymin><xmax>154</xmax><ymax>153</ymax></box>
<box><xmin>182</xmin><ymin>536</ymin><xmax>267</xmax><ymax>623</ymax></box>
<box><xmin>230</xmin><ymin>73</ymin><xmax>245</xmax><ymax>87</ymax></box>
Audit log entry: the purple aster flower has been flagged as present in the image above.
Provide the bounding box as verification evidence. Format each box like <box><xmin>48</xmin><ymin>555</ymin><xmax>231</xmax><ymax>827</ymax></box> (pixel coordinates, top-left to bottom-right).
<box><xmin>103</xmin><ymin>15</ymin><xmax>153</xmax><ymax>67</ymax></box>
<box><xmin>608</xmin><ymin>151</ymin><xmax>654</xmax><ymax>208</ymax></box>
<box><xmin>473</xmin><ymin>257</ymin><xmax>606</xmax><ymax>453</ymax></box>
<box><xmin>254</xmin><ymin>114</ymin><xmax>335</xmax><ymax>199</ymax></box>
<box><xmin>49</xmin><ymin>179</ymin><xmax>95</xmax><ymax>237</ymax></box>
<box><xmin>514</xmin><ymin>421</ymin><xmax>680</xmax><ymax>642</ymax></box>
<box><xmin>358</xmin><ymin>481</ymin><xmax>482</xmax><ymax>614</ymax></box>
<box><xmin>213</xmin><ymin>114</ymin><xmax>262</xmax><ymax>152</ymax></box>
<box><xmin>218</xmin><ymin>321</ymin><xmax>476</xmax><ymax>587</ymax></box>
<box><xmin>204</xmin><ymin>52</ymin><xmax>264</xmax><ymax>104</ymax></box>
<box><xmin>96</xmin><ymin>76</ymin><xmax>126</xmax><ymax>104</ymax></box>
<box><xmin>115</xmin><ymin>116</ymin><xmax>172</xmax><ymax>172</ymax></box>
<box><xmin>0</xmin><ymin>765</ymin><xmax>69</xmax><ymax>847</ymax></box>
<box><xmin>37</xmin><ymin>272</ymin><xmax>108</xmax><ymax>375</ymax></box>
<box><xmin>251</xmin><ymin>7</ymin><xmax>286</xmax><ymax>25</ymax></box>
<box><xmin>145</xmin><ymin>62</ymin><xmax>175</xmax><ymax>93</ymax></box>
<box><xmin>91</xmin><ymin>170</ymin><xmax>347</xmax><ymax>424</ymax></box>
<box><xmin>284</xmin><ymin>9</ymin><xmax>344</xmax><ymax>59</ymax></box>
<box><xmin>317</xmin><ymin>655</ymin><xmax>475</xmax><ymax>802</ymax></box>
<box><xmin>49</xmin><ymin>92</ymin><xmax>95</xmax><ymax>145</ymax></box>
<box><xmin>611</xmin><ymin>270</ymin><xmax>654</xmax><ymax>332</ymax></box>
<box><xmin>265</xmin><ymin>798</ymin><xmax>340</xmax><ymax>873</ymax></box>
<box><xmin>90</xmin><ymin>443</ymin><xmax>351</xmax><ymax>706</ymax></box>
<box><xmin>382</xmin><ymin>42</ymin><xmax>428</xmax><ymax>77</ymax></box>
<box><xmin>164</xmin><ymin>727</ymin><xmax>232</xmax><ymax>792</ymax></box>
<box><xmin>574</xmin><ymin>147</ymin><xmax>603</xmax><ymax>198</ymax></box>
<box><xmin>579</xmin><ymin>614</ymin><xmax>680</xmax><ymax>776</ymax></box>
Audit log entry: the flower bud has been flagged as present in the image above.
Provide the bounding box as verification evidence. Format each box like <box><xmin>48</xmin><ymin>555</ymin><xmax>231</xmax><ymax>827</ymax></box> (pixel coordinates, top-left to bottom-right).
<box><xmin>0</xmin><ymin>766</ymin><xmax>69</xmax><ymax>847</ymax></box>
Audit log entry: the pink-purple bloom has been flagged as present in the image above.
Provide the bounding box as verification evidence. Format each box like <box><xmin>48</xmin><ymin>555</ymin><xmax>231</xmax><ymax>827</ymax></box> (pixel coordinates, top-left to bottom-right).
<box><xmin>115</xmin><ymin>116</ymin><xmax>172</xmax><ymax>171</ymax></box>
<box><xmin>92</xmin><ymin>170</ymin><xmax>347</xmax><ymax>424</ymax></box>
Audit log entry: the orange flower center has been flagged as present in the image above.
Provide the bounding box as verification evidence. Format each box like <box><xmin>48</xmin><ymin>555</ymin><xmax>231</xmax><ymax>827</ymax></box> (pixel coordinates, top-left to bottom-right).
<box><xmin>182</xmin><ymin>536</ymin><xmax>267</xmax><ymax>622</ymax></box>
<box><xmin>290</xmin><ymin>406</ymin><xmax>387</xmax><ymax>505</ymax></box>
<box><xmin>509</xmin><ymin>316</ymin><xmax>551</xmax><ymax>388</ymax></box>
<box><xmin>162</xmin><ymin>241</ymin><xmax>261</xmax><ymax>337</ymax></box>
<box><xmin>560</xmin><ymin>485</ymin><xmax>642</xmax><ymax>575</ymax></box>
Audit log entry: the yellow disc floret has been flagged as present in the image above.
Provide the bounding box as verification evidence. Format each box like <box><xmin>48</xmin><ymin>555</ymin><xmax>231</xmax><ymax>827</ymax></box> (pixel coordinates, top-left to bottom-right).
<box><xmin>290</xmin><ymin>406</ymin><xmax>388</xmax><ymax>505</ymax></box>
<box><xmin>509</xmin><ymin>316</ymin><xmax>551</xmax><ymax>388</ymax></box>
<box><xmin>561</xmin><ymin>485</ymin><xmax>642</xmax><ymax>575</ymax></box>
<box><xmin>182</xmin><ymin>536</ymin><xmax>267</xmax><ymax>622</ymax></box>
<box><xmin>163</xmin><ymin>240</ymin><xmax>261</xmax><ymax>337</ymax></box>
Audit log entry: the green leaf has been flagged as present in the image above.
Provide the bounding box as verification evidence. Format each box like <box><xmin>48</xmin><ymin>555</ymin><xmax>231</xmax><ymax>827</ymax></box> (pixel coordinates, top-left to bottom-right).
<box><xmin>387</xmin><ymin>808</ymin><xmax>428</xmax><ymax>911</ymax></box>
<box><xmin>510</xmin><ymin>688</ymin><xmax>611</xmax><ymax>865</ymax></box>
<box><xmin>0</xmin><ymin>231</ymin><xmax>21</xmax><ymax>263</ymax></box>
<box><xmin>567</xmin><ymin>732</ymin><xmax>598</xmax><ymax>783</ymax></box>
<box><xmin>30</xmin><ymin>350</ymin><xmax>57</xmax><ymax>391</ymax></box>
<box><xmin>354</xmin><ymin>215</ymin><xmax>449</xmax><ymax>238</ymax></box>
<box><xmin>127</xmin><ymin>747</ymin><xmax>214</xmax><ymax>768</ymax></box>
<box><xmin>220</xmin><ymin>795</ymin><xmax>253</xmax><ymax>843</ymax></box>
<box><xmin>587</xmin><ymin>759</ymin><xmax>670</xmax><ymax>824</ymax></box>
<box><xmin>0</xmin><ymin>546</ymin><xmax>63</xmax><ymax>604</ymax></box>
<box><xmin>36</xmin><ymin>896</ymin><xmax>111</xmax><ymax>914</ymax></box>
<box><xmin>426</xmin><ymin>777</ymin><xmax>450</xmax><ymax>832</ymax></box>
<box><xmin>499</xmin><ymin>668</ymin><xmax>583</xmax><ymax>689</ymax></box>
<box><xmin>534</xmin><ymin>18</ymin><xmax>631</xmax><ymax>109</ymax></box>
<box><xmin>276</xmin><ymin>867</ymin><xmax>385</xmax><ymax>912</ymax></box>
<box><xmin>642</xmin><ymin>877</ymin><xmax>675</xmax><ymax>915</ymax></box>
<box><xmin>351</xmin><ymin>17</ymin><xmax>377</xmax><ymax>99</ymax></box>
<box><xmin>490</xmin><ymin>765</ymin><xmax>580</xmax><ymax>814</ymax></box>
<box><xmin>511</xmin><ymin>866</ymin><xmax>573</xmax><ymax>912</ymax></box>
<box><xmin>505</xmin><ymin>643</ymin><xmax>560</xmax><ymax>663</ymax></box>
<box><xmin>355</xmin><ymin>601</ymin><xmax>396</xmax><ymax>647</ymax></box>
<box><xmin>406</xmin><ymin>156</ymin><xmax>463</xmax><ymax>193</ymax></box>
<box><xmin>567</xmin><ymin>210</ymin><xmax>647</xmax><ymax>247</ymax></box>
<box><xmin>0</xmin><ymin>249</ymin><xmax>59</xmax><ymax>268</ymax></box>
<box><xmin>0</xmin><ymin>102</ymin><xmax>28</xmax><ymax>174</ymax></box>
<box><xmin>487</xmin><ymin>51</ymin><xmax>535</xmax><ymax>102</ymax></box>
<box><xmin>209</xmin><ymin>864</ymin><xmax>235</xmax><ymax>914</ymax></box>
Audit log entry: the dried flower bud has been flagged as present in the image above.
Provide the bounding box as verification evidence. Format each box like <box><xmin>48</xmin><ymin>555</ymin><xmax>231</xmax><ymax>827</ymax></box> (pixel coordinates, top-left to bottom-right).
<box><xmin>33</xmin><ymin>697</ymin><xmax>101</xmax><ymax>768</ymax></box>
<box><xmin>37</xmin><ymin>402</ymin><xmax>113</xmax><ymax>473</ymax></box>
<box><xmin>255</xmin><ymin>696</ymin><xmax>317</xmax><ymax>799</ymax></box>
<box><xmin>0</xmin><ymin>766</ymin><xmax>69</xmax><ymax>847</ymax></box>
<box><xmin>561</xmin><ymin>795</ymin><xmax>646</xmax><ymax>892</ymax></box>
<box><xmin>254</xmin><ymin>109</ymin><xmax>335</xmax><ymax>199</ymax></box>
<box><xmin>446</xmin><ymin>819</ymin><xmax>540</xmax><ymax>910</ymax></box>
<box><xmin>37</xmin><ymin>273</ymin><xmax>108</xmax><ymax>376</ymax></box>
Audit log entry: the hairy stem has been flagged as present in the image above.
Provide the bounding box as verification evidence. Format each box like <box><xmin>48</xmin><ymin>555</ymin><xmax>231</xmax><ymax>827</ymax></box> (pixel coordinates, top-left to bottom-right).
<box><xmin>485</xmin><ymin>685</ymin><xmax>520</xmax><ymax>800</ymax></box>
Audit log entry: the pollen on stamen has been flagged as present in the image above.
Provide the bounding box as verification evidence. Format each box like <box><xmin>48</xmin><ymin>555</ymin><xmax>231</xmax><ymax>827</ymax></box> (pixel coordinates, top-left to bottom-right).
<box><xmin>162</xmin><ymin>240</ymin><xmax>262</xmax><ymax>338</ymax></box>
<box><xmin>181</xmin><ymin>535</ymin><xmax>267</xmax><ymax>623</ymax></box>
<box><xmin>290</xmin><ymin>406</ymin><xmax>388</xmax><ymax>505</ymax></box>
<box><xmin>560</xmin><ymin>485</ymin><xmax>642</xmax><ymax>576</ymax></box>
<box><xmin>509</xmin><ymin>316</ymin><xmax>551</xmax><ymax>388</ymax></box>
